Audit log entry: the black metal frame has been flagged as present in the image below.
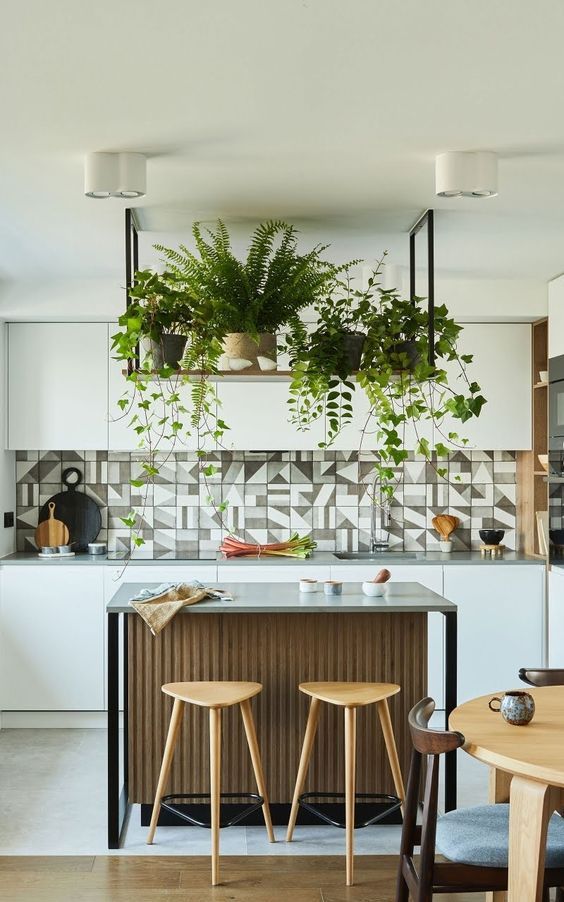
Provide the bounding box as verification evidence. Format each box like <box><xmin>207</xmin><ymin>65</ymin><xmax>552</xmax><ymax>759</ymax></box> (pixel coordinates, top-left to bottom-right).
<box><xmin>160</xmin><ymin>793</ymin><xmax>264</xmax><ymax>829</ymax></box>
<box><xmin>409</xmin><ymin>209</ymin><xmax>435</xmax><ymax>367</ymax></box>
<box><xmin>125</xmin><ymin>208</ymin><xmax>140</xmax><ymax>374</ymax></box>
<box><xmin>107</xmin><ymin>607</ymin><xmax>457</xmax><ymax>847</ymax></box>
<box><xmin>298</xmin><ymin>791</ymin><xmax>402</xmax><ymax>829</ymax></box>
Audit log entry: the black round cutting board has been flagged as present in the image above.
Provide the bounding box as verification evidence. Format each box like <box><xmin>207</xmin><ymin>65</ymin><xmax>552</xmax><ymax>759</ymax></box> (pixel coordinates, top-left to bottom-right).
<box><xmin>38</xmin><ymin>467</ymin><xmax>102</xmax><ymax>552</ymax></box>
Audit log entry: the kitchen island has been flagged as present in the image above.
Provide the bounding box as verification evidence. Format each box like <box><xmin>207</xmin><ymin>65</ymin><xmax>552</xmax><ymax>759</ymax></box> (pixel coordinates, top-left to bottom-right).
<box><xmin>107</xmin><ymin>580</ymin><xmax>457</xmax><ymax>848</ymax></box>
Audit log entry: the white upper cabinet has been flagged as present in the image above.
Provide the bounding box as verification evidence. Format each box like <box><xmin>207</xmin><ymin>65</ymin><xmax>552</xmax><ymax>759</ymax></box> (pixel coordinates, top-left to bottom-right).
<box><xmin>440</xmin><ymin>323</ymin><xmax>532</xmax><ymax>450</ymax></box>
<box><xmin>217</xmin><ymin>381</ymin><xmax>325</xmax><ymax>451</ymax></box>
<box><xmin>549</xmin><ymin>275</ymin><xmax>564</xmax><ymax>359</ymax></box>
<box><xmin>8</xmin><ymin>322</ymin><xmax>109</xmax><ymax>450</ymax></box>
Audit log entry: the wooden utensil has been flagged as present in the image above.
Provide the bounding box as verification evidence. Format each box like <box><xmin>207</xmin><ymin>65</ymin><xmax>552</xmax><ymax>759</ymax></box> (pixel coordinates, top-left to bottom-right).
<box><xmin>34</xmin><ymin>502</ymin><xmax>69</xmax><ymax>549</ymax></box>
<box><xmin>432</xmin><ymin>514</ymin><xmax>460</xmax><ymax>540</ymax></box>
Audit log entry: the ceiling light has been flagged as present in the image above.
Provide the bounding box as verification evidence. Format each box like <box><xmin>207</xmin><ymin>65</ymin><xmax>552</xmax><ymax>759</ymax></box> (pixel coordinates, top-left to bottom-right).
<box><xmin>84</xmin><ymin>152</ymin><xmax>146</xmax><ymax>199</ymax></box>
<box><xmin>435</xmin><ymin>151</ymin><xmax>498</xmax><ymax>198</ymax></box>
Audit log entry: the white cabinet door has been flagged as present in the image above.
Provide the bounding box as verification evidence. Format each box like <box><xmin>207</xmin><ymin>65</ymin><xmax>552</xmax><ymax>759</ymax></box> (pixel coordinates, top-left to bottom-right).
<box><xmin>0</xmin><ymin>566</ymin><xmax>105</xmax><ymax>710</ymax></box>
<box><xmin>104</xmin><ymin>564</ymin><xmax>218</xmax><ymax>597</ymax></box>
<box><xmin>444</xmin><ymin>565</ymin><xmax>545</xmax><ymax>704</ymax></box>
<box><xmin>217</xmin><ymin>382</ymin><xmax>325</xmax><ymax>451</ymax></box>
<box><xmin>332</xmin><ymin>386</ymin><xmax>433</xmax><ymax>452</ymax></box>
<box><xmin>440</xmin><ymin>323</ymin><xmax>531</xmax><ymax>450</ymax></box>
<box><xmin>330</xmin><ymin>564</ymin><xmax>445</xmax><ymax>706</ymax></box>
<box><xmin>8</xmin><ymin>323</ymin><xmax>109</xmax><ymax>450</ymax></box>
<box><xmin>108</xmin><ymin>352</ymin><xmax>217</xmax><ymax>452</ymax></box>
<box><xmin>549</xmin><ymin>568</ymin><xmax>564</xmax><ymax>667</ymax></box>
<box><xmin>549</xmin><ymin>276</ymin><xmax>564</xmax><ymax>360</ymax></box>
<box><xmin>217</xmin><ymin>564</ymin><xmax>331</xmax><ymax>584</ymax></box>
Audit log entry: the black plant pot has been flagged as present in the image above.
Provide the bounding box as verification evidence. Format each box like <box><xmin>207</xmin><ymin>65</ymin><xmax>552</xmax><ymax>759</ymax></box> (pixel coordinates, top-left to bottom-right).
<box><xmin>340</xmin><ymin>331</ymin><xmax>366</xmax><ymax>371</ymax></box>
<box><xmin>150</xmin><ymin>334</ymin><xmax>187</xmax><ymax>369</ymax></box>
<box><xmin>390</xmin><ymin>339</ymin><xmax>420</xmax><ymax>371</ymax></box>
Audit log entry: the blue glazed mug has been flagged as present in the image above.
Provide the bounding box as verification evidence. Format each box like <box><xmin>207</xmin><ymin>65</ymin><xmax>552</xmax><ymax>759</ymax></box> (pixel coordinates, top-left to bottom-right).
<box><xmin>488</xmin><ymin>690</ymin><xmax>535</xmax><ymax>726</ymax></box>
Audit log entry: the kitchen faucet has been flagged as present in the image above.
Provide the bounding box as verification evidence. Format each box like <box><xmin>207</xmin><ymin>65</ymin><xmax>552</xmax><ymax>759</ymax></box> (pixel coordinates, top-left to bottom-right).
<box><xmin>369</xmin><ymin>474</ymin><xmax>391</xmax><ymax>552</ymax></box>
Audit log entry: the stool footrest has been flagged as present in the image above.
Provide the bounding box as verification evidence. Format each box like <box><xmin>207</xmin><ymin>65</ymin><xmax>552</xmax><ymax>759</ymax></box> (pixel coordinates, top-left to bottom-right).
<box><xmin>298</xmin><ymin>791</ymin><xmax>402</xmax><ymax>829</ymax></box>
<box><xmin>160</xmin><ymin>793</ymin><xmax>264</xmax><ymax>829</ymax></box>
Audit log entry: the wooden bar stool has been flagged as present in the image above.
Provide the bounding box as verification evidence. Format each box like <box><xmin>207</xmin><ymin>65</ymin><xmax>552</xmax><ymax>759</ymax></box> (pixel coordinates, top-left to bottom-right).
<box><xmin>286</xmin><ymin>681</ymin><xmax>406</xmax><ymax>886</ymax></box>
<box><xmin>147</xmin><ymin>681</ymin><xmax>275</xmax><ymax>885</ymax></box>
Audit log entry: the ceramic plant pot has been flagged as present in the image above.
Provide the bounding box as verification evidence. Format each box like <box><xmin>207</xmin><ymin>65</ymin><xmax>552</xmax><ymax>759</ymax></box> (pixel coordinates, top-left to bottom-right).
<box><xmin>149</xmin><ymin>334</ymin><xmax>187</xmax><ymax>369</ymax></box>
<box><xmin>340</xmin><ymin>331</ymin><xmax>366</xmax><ymax>371</ymax></box>
<box><xmin>222</xmin><ymin>332</ymin><xmax>277</xmax><ymax>368</ymax></box>
<box><xmin>390</xmin><ymin>339</ymin><xmax>420</xmax><ymax>371</ymax></box>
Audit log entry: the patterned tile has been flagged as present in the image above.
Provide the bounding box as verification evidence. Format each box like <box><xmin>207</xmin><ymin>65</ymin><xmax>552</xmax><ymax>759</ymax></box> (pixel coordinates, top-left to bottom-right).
<box><xmin>15</xmin><ymin>448</ymin><xmax>518</xmax><ymax>554</ymax></box>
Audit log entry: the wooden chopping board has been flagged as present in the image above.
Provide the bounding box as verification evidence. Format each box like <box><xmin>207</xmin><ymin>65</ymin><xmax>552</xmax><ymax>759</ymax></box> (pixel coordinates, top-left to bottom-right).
<box><xmin>35</xmin><ymin>502</ymin><xmax>69</xmax><ymax>549</ymax></box>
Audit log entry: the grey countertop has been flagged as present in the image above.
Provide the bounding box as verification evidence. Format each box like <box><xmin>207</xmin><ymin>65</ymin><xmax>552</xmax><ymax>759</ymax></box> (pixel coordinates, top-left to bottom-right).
<box><xmin>107</xmin><ymin>580</ymin><xmax>457</xmax><ymax>614</ymax></box>
<box><xmin>0</xmin><ymin>550</ymin><xmax>544</xmax><ymax>566</ymax></box>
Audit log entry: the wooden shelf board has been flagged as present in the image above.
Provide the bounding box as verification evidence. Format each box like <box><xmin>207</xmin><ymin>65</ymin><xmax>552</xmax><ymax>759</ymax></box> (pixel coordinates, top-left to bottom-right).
<box><xmin>122</xmin><ymin>369</ymin><xmax>294</xmax><ymax>382</ymax></box>
<box><xmin>534</xmin><ymin>381</ymin><xmax>549</xmax><ymax>389</ymax></box>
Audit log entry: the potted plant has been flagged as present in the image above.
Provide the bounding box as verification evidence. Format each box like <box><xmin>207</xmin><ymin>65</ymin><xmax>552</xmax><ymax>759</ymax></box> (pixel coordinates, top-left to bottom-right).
<box><xmin>286</xmin><ymin>261</ymin><xmax>486</xmax><ymax>499</ymax></box>
<box><xmin>155</xmin><ymin>219</ymin><xmax>351</xmax><ymax>370</ymax></box>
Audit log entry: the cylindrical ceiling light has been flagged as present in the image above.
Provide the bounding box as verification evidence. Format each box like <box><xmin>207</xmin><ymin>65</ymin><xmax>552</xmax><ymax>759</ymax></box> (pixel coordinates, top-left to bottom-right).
<box><xmin>84</xmin><ymin>151</ymin><xmax>146</xmax><ymax>199</ymax></box>
<box><xmin>435</xmin><ymin>151</ymin><xmax>498</xmax><ymax>198</ymax></box>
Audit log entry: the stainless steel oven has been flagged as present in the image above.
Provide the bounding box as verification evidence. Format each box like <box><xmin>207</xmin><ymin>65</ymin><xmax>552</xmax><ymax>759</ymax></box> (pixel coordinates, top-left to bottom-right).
<box><xmin>550</xmin><ymin>355</ymin><xmax>564</xmax><ymax>443</ymax></box>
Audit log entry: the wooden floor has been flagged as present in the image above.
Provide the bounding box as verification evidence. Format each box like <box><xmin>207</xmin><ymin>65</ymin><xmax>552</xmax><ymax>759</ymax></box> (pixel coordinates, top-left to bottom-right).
<box><xmin>0</xmin><ymin>856</ymin><xmax>484</xmax><ymax>901</ymax></box>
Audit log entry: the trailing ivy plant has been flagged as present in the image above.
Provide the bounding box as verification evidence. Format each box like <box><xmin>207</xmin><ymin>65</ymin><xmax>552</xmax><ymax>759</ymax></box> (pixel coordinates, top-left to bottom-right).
<box><xmin>286</xmin><ymin>260</ymin><xmax>486</xmax><ymax>506</ymax></box>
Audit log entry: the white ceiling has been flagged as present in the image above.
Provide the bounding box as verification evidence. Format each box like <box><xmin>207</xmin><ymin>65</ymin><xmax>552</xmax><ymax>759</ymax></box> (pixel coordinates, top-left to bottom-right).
<box><xmin>2</xmin><ymin>0</ymin><xmax>564</xmax><ymax>293</ymax></box>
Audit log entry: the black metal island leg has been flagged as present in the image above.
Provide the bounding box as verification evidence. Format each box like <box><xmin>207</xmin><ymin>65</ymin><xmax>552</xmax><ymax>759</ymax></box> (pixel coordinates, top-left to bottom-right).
<box><xmin>107</xmin><ymin>611</ymin><xmax>130</xmax><ymax>849</ymax></box>
<box><xmin>444</xmin><ymin>609</ymin><xmax>458</xmax><ymax>812</ymax></box>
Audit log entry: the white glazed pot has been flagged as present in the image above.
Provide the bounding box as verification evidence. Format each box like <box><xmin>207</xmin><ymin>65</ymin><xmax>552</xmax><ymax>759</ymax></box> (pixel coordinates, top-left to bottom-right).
<box><xmin>439</xmin><ymin>540</ymin><xmax>453</xmax><ymax>553</ymax></box>
<box><xmin>362</xmin><ymin>581</ymin><xmax>386</xmax><ymax>597</ymax></box>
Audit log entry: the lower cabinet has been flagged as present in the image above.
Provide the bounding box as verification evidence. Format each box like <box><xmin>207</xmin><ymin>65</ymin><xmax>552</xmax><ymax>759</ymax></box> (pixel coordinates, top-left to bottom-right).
<box><xmin>443</xmin><ymin>565</ymin><xmax>546</xmax><ymax>704</ymax></box>
<box><xmin>548</xmin><ymin>568</ymin><xmax>564</xmax><ymax>667</ymax></box>
<box><xmin>330</xmin><ymin>564</ymin><xmax>445</xmax><ymax>708</ymax></box>
<box><xmin>0</xmin><ymin>566</ymin><xmax>105</xmax><ymax>711</ymax></box>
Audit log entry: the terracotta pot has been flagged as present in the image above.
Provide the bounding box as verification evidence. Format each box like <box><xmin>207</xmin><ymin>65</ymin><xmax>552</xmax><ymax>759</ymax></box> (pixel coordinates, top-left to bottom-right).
<box><xmin>148</xmin><ymin>334</ymin><xmax>187</xmax><ymax>369</ymax></box>
<box><xmin>222</xmin><ymin>332</ymin><xmax>277</xmax><ymax>366</ymax></box>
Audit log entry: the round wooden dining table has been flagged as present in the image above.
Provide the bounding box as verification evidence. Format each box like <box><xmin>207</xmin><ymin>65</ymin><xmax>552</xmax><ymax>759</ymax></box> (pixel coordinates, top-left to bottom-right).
<box><xmin>450</xmin><ymin>686</ymin><xmax>564</xmax><ymax>902</ymax></box>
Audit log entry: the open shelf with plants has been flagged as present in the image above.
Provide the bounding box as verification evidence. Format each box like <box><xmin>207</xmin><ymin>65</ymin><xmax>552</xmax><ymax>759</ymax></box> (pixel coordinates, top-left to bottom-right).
<box><xmin>517</xmin><ymin>317</ymin><xmax>548</xmax><ymax>557</ymax></box>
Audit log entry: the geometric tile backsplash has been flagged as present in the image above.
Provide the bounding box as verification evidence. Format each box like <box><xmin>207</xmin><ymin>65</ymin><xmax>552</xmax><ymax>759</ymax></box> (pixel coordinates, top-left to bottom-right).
<box><xmin>16</xmin><ymin>448</ymin><xmax>517</xmax><ymax>557</ymax></box>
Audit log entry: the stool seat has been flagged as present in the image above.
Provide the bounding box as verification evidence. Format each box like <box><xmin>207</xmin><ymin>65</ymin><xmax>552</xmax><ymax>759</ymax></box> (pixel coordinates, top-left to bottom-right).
<box><xmin>299</xmin><ymin>681</ymin><xmax>400</xmax><ymax>708</ymax></box>
<box><xmin>162</xmin><ymin>681</ymin><xmax>262</xmax><ymax>708</ymax></box>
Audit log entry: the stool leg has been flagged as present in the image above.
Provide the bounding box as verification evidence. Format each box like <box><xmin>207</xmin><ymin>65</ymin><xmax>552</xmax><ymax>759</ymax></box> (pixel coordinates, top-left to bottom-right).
<box><xmin>377</xmin><ymin>698</ymin><xmax>406</xmax><ymax>808</ymax></box>
<box><xmin>286</xmin><ymin>696</ymin><xmax>321</xmax><ymax>842</ymax></box>
<box><xmin>209</xmin><ymin>706</ymin><xmax>222</xmax><ymax>886</ymax></box>
<box><xmin>345</xmin><ymin>705</ymin><xmax>356</xmax><ymax>887</ymax></box>
<box><xmin>240</xmin><ymin>698</ymin><xmax>275</xmax><ymax>843</ymax></box>
<box><xmin>147</xmin><ymin>697</ymin><xmax>185</xmax><ymax>844</ymax></box>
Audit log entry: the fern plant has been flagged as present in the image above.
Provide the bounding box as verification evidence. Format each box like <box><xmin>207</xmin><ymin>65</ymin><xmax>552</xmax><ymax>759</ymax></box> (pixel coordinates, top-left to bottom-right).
<box><xmin>155</xmin><ymin>219</ymin><xmax>354</xmax><ymax>338</ymax></box>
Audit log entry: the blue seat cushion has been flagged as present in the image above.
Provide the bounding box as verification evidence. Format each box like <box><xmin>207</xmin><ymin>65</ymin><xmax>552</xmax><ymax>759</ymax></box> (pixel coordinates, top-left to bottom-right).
<box><xmin>436</xmin><ymin>804</ymin><xmax>564</xmax><ymax>868</ymax></box>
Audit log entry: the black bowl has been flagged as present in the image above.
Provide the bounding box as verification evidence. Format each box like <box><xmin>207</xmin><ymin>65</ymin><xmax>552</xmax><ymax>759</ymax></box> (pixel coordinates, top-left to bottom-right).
<box><xmin>479</xmin><ymin>529</ymin><xmax>505</xmax><ymax>546</ymax></box>
<box><xmin>549</xmin><ymin>529</ymin><xmax>564</xmax><ymax>547</ymax></box>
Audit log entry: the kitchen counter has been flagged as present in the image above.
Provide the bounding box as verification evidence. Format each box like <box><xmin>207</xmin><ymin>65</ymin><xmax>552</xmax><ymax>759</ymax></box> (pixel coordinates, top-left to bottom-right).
<box><xmin>107</xmin><ymin>579</ymin><xmax>456</xmax><ymax>613</ymax></box>
<box><xmin>1</xmin><ymin>550</ymin><xmax>543</xmax><ymax>566</ymax></box>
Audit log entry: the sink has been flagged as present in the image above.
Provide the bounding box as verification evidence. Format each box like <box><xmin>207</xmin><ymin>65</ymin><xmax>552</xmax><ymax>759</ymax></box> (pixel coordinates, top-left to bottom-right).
<box><xmin>333</xmin><ymin>552</ymin><xmax>417</xmax><ymax>560</ymax></box>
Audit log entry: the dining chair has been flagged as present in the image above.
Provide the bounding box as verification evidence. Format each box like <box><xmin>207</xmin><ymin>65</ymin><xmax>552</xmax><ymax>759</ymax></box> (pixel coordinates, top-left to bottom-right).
<box><xmin>395</xmin><ymin>696</ymin><xmax>564</xmax><ymax>901</ymax></box>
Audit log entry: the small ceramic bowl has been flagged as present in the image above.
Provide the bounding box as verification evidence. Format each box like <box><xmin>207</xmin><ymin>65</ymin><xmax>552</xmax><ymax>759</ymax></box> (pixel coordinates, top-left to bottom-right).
<box><xmin>299</xmin><ymin>578</ymin><xmax>318</xmax><ymax>593</ymax></box>
<box><xmin>539</xmin><ymin>370</ymin><xmax>548</xmax><ymax>383</ymax></box>
<box><xmin>479</xmin><ymin>529</ymin><xmax>505</xmax><ymax>545</ymax></box>
<box><xmin>228</xmin><ymin>357</ymin><xmax>253</xmax><ymax>371</ymax></box>
<box><xmin>324</xmin><ymin>580</ymin><xmax>343</xmax><ymax>596</ymax></box>
<box><xmin>362</xmin><ymin>581</ymin><xmax>386</xmax><ymax>597</ymax></box>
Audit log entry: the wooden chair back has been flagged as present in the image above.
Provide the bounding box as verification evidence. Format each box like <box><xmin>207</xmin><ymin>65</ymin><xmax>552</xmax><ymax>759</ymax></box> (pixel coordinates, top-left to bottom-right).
<box><xmin>519</xmin><ymin>668</ymin><xmax>564</xmax><ymax>687</ymax></box>
<box><xmin>397</xmin><ymin>698</ymin><xmax>465</xmax><ymax>900</ymax></box>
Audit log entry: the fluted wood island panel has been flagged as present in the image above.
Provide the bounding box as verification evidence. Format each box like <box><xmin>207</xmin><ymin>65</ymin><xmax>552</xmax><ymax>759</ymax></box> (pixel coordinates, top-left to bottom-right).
<box><xmin>127</xmin><ymin>610</ymin><xmax>427</xmax><ymax>803</ymax></box>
